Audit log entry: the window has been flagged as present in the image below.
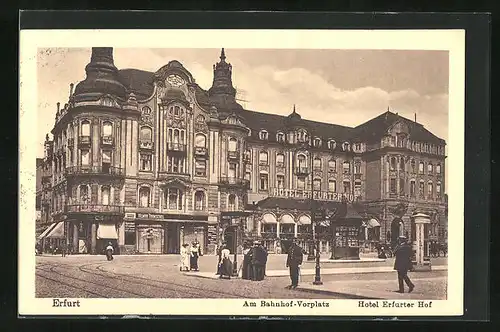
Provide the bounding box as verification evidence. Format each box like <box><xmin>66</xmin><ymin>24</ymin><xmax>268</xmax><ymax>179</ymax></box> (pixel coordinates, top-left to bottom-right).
<box><xmin>297</xmin><ymin>154</ymin><xmax>307</xmax><ymax>168</ymax></box>
<box><xmin>139</xmin><ymin>187</ymin><xmax>150</xmax><ymax>207</ymax></box>
<box><xmin>168</xmin><ymin>156</ymin><xmax>184</xmax><ymax>173</ymax></box>
<box><xmin>245</xmin><ymin>171</ymin><xmax>251</xmax><ymax>181</ymax></box>
<box><xmin>287</xmin><ymin>131</ymin><xmax>295</xmax><ymax>144</ymax></box>
<box><xmin>390</xmin><ymin>178</ymin><xmax>397</xmax><ymax>194</ymax></box>
<box><xmin>328</xmin><ymin>140</ymin><xmax>336</xmax><ymax>150</ymax></box>
<box><xmin>343</xmin><ymin>161</ymin><xmax>350</xmax><ymax>174</ymax></box>
<box><xmin>390</xmin><ymin>157</ymin><xmax>396</xmax><ymax>170</ymax></box>
<box><xmin>194</xmin><ymin>191</ymin><xmax>205</xmax><ymax>211</ymax></box>
<box><xmin>166</xmin><ymin>188</ymin><xmax>183</xmax><ymax>210</ymax></box>
<box><xmin>81</xmin><ymin>120</ymin><xmax>90</xmax><ymax>136</ymax></box>
<box><xmin>342</xmin><ymin>142</ymin><xmax>350</xmax><ymax>151</ymax></box>
<box><xmin>228</xmin><ymin>194</ymin><xmax>236</xmax><ymax>211</ymax></box>
<box><xmin>297</xmin><ymin>177</ymin><xmax>306</xmax><ymax>190</ymax></box>
<box><xmin>142</xmin><ymin>106</ymin><xmax>151</xmax><ymax>114</ymax></box>
<box><xmin>428</xmin><ymin>182</ymin><xmax>434</xmax><ymax>198</ymax></box>
<box><xmin>428</xmin><ymin>163</ymin><xmax>433</xmax><ymax>174</ymax></box>
<box><xmin>228</xmin><ymin>137</ymin><xmax>237</xmax><ymax>152</ymax></box>
<box><xmin>102</xmin><ymin>150</ymin><xmax>111</xmax><ymax>173</ymax></box>
<box><xmin>102</xmin><ymin>121</ymin><xmax>113</xmax><ymax>137</ymax></box>
<box><xmin>259</xmin><ymin>151</ymin><xmax>268</xmax><ymax>165</ymax></box>
<box><xmin>328</xmin><ymin>179</ymin><xmax>336</xmax><ymax>192</ymax></box>
<box><xmin>410</xmin><ymin>180</ymin><xmax>416</xmax><ymax>197</ymax></box>
<box><xmin>101</xmin><ymin>186</ymin><xmax>110</xmax><ymax>205</ymax></box>
<box><xmin>259</xmin><ymin>173</ymin><xmax>268</xmax><ymax>191</ymax></box>
<box><xmin>399</xmin><ymin>157</ymin><xmax>405</xmax><ymax>171</ymax></box>
<box><xmin>328</xmin><ymin>159</ymin><xmax>336</xmax><ymax>171</ymax></box>
<box><xmin>195</xmin><ymin>134</ymin><xmax>206</xmax><ymax>148</ymax></box>
<box><xmin>399</xmin><ymin>178</ymin><xmax>405</xmax><ymax>195</ymax></box>
<box><xmin>228</xmin><ymin>163</ymin><xmax>237</xmax><ymax>178</ymax></box>
<box><xmin>196</xmin><ymin>114</ymin><xmax>205</xmax><ymax>123</ymax></box>
<box><xmin>436</xmin><ymin>182</ymin><xmax>442</xmax><ymax>198</ymax></box>
<box><xmin>276</xmin><ymin>153</ymin><xmax>285</xmax><ymax>166</ymax></box>
<box><xmin>354</xmin><ymin>162</ymin><xmax>361</xmax><ymax>174</ymax></box>
<box><xmin>313</xmin><ymin>179</ymin><xmax>321</xmax><ymax>191</ymax></box>
<box><xmin>140</xmin><ymin>154</ymin><xmax>152</xmax><ymax>172</ymax></box>
<box><xmin>343</xmin><ymin>181</ymin><xmax>351</xmax><ymax>194</ymax></box>
<box><xmin>79</xmin><ymin>185</ymin><xmax>89</xmax><ymax>204</ymax></box>
<box><xmin>276</xmin><ymin>132</ymin><xmax>285</xmax><ymax>143</ymax></box>
<box><xmin>277</xmin><ymin>175</ymin><xmax>285</xmax><ymax>189</ymax></box>
<box><xmin>81</xmin><ymin>150</ymin><xmax>90</xmax><ymax>166</ymax></box>
<box><xmin>419</xmin><ymin>162</ymin><xmax>424</xmax><ymax>174</ymax></box>
<box><xmin>140</xmin><ymin>126</ymin><xmax>152</xmax><ymax>141</ymax></box>
<box><xmin>313</xmin><ymin>138</ymin><xmax>321</xmax><ymax>147</ymax></box>
<box><xmin>419</xmin><ymin>181</ymin><xmax>425</xmax><ymax>197</ymax></box>
<box><xmin>355</xmin><ymin>143</ymin><xmax>361</xmax><ymax>151</ymax></box>
<box><xmin>195</xmin><ymin>159</ymin><xmax>206</xmax><ymax>176</ymax></box>
<box><xmin>411</xmin><ymin>159</ymin><xmax>416</xmax><ymax>172</ymax></box>
<box><xmin>313</xmin><ymin>157</ymin><xmax>322</xmax><ymax>170</ymax></box>
<box><xmin>259</xmin><ymin>130</ymin><xmax>268</xmax><ymax>140</ymax></box>
<box><xmin>436</xmin><ymin>164</ymin><xmax>441</xmax><ymax>174</ymax></box>
<box><xmin>244</xmin><ymin>149</ymin><xmax>252</xmax><ymax>163</ymax></box>
<box><xmin>297</xmin><ymin>130</ymin><xmax>308</xmax><ymax>143</ymax></box>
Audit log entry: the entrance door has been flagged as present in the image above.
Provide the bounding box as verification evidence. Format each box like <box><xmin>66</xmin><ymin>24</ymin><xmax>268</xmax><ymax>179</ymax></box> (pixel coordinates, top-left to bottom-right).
<box><xmin>167</xmin><ymin>223</ymin><xmax>180</xmax><ymax>254</ymax></box>
<box><xmin>224</xmin><ymin>227</ymin><xmax>236</xmax><ymax>254</ymax></box>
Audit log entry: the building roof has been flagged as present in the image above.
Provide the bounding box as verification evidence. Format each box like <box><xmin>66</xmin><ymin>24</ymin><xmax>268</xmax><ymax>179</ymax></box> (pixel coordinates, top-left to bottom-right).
<box><xmin>118</xmin><ymin>69</ymin><xmax>155</xmax><ymax>99</ymax></box>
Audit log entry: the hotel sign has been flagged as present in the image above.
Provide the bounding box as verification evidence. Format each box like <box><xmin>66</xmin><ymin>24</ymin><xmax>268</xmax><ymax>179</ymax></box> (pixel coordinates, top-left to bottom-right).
<box><xmin>270</xmin><ymin>188</ymin><xmax>354</xmax><ymax>202</ymax></box>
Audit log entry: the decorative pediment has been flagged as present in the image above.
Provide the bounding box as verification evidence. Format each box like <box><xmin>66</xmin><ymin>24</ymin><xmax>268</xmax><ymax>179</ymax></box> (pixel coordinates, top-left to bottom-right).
<box><xmin>161</xmin><ymin>177</ymin><xmax>191</xmax><ymax>189</ymax></box>
<box><xmin>153</xmin><ymin>60</ymin><xmax>195</xmax><ymax>87</ymax></box>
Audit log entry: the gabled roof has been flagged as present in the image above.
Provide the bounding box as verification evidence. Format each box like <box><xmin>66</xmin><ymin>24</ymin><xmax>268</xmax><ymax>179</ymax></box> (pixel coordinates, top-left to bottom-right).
<box><xmin>352</xmin><ymin>111</ymin><xmax>445</xmax><ymax>145</ymax></box>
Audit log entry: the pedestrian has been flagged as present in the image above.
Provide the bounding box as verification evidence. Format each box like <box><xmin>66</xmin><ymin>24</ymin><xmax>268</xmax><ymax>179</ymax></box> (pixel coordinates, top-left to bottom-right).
<box><xmin>216</xmin><ymin>241</ymin><xmax>226</xmax><ymax>275</ymax></box>
<box><xmin>251</xmin><ymin>240</ymin><xmax>267</xmax><ymax>281</ymax></box>
<box><xmin>61</xmin><ymin>242</ymin><xmax>66</xmax><ymax>257</ymax></box>
<box><xmin>180</xmin><ymin>243</ymin><xmax>190</xmax><ymax>271</ymax></box>
<box><xmin>393</xmin><ymin>235</ymin><xmax>415</xmax><ymax>293</ymax></box>
<box><xmin>105</xmin><ymin>242</ymin><xmax>114</xmax><ymax>261</ymax></box>
<box><xmin>219</xmin><ymin>244</ymin><xmax>232</xmax><ymax>279</ymax></box>
<box><xmin>190</xmin><ymin>241</ymin><xmax>202</xmax><ymax>271</ymax></box>
<box><xmin>286</xmin><ymin>238</ymin><xmax>304</xmax><ymax>289</ymax></box>
<box><xmin>242</xmin><ymin>241</ymin><xmax>253</xmax><ymax>280</ymax></box>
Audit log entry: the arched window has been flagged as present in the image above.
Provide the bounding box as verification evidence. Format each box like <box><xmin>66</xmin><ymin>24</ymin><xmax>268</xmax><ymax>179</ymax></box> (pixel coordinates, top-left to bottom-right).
<box><xmin>140</xmin><ymin>126</ymin><xmax>152</xmax><ymax>141</ymax></box>
<box><xmin>287</xmin><ymin>131</ymin><xmax>295</xmax><ymax>144</ymax></box>
<box><xmin>228</xmin><ymin>194</ymin><xmax>236</xmax><ymax>211</ymax></box>
<box><xmin>102</xmin><ymin>122</ymin><xmax>113</xmax><ymax>137</ymax></box>
<box><xmin>428</xmin><ymin>163</ymin><xmax>433</xmax><ymax>174</ymax></box>
<box><xmin>328</xmin><ymin>140</ymin><xmax>337</xmax><ymax>150</ymax></box>
<box><xmin>411</xmin><ymin>159</ymin><xmax>416</xmax><ymax>172</ymax></box>
<box><xmin>195</xmin><ymin>133</ymin><xmax>206</xmax><ymax>147</ymax></box>
<box><xmin>167</xmin><ymin>188</ymin><xmax>183</xmax><ymax>210</ymax></box>
<box><xmin>328</xmin><ymin>179</ymin><xmax>336</xmax><ymax>192</ymax></box>
<box><xmin>276</xmin><ymin>153</ymin><xmax>285</xmax><ymax>166</ymax></box>
<box><xmin>313</xmin><ymin>179</ymin><xmax>321</xmax><ymax>191</ymax></box>
<box><xmin>259</xmin><ymin>151</ymin><xmax>268</xmax><ymax>165</ymax></box>
<box><xmin>142</xmin><ymin>106</ymin><xmax>151</xmax><ymax>114</ymax></box>
<box><xmin>419</xmin><ymin>162</ymin><xmax>424</xmax><ymax>174</ymax></box>
<box><xmin>297</xmin><ymin>154</ymin><xmax>307</xmax><ymax>169</ymax></box>
<box><xmin>343</xmin><ymin>161</ymin><xmax>350</xmax><ymax>174</ymax></box>
<box><xmin>436</xmin><ymin>182</ymin><xmax>442</xmax><ymax>198</ymax></box>
<box><xmin>101</xmin><ymin>186</ymin><xmax>110</xmax><ymax>205</ymax></box>
<box><xmin>194</xmin><ymin>190</ymin><xmax>205</xmax><ymax>211</ymax></box>
<box><xmin>139</xmin><ymin>187</ymin><xmax>150</xmax><ymax>208</ymax></box>
<box><xmin>436</xmin><ymin>164</ymin><xmax>442</xmax><ymax>174</ymax></box>
<box><xmin>399</xmin><ymin>157</ymin><xmax>405</xmax><ymax>171</ymax></box>
<box><xmin>276</xmin><ymin>132</ymin><xmax>285</xmax><ymax>143</ymax></box>
<box><xmin>173</xmin><ymin>129</ymin><xmax>180</xmax><ymax>144</ymax></box>
<box><xmin>342</xmin><ymin>142</ymin><xmax>350</xmax><ymax>151</ymax></box>
<box><xmin>390</xmin><ymin>157</ymin><xmax>397</xmax><ymax>170</ymax></box>
<box><xmin>313</xmin><ymin>137</ymin><xmax>322</xmax><ymax>147</ymax></box>
<box><xmin>81</xmin><ymin>120</ymin><xmax>90</xmax><ymax>136</ymax></box>
<box><xmin>328</xmin><ymin>159</ymin><xmax>336</xmax><ymax>171</ymax></box>
<box><xmin>313</xmin><ymin>157</ymin><xmax>322</xmax><ymax>170</ymax></box>
<box><xmin>196</xmin><ymin>114</ymin><xmax>205</xmax><ymax>123</ymax></box>
<box><xmin>80</xmin><ymin>185</ymin><xmax>89</xmax><ymax>204</ymax></box>
<box><xmin>428</xmin><ymin>182</ymin><xmax>434</xmax><ymax>198</ymax></box>
<box><xmin>228</xmin><ymin>137</ymin><xmax>238</xmax><ymax>152</ymax></box>
<box><xmin>174</xmin><ymin>106</ymin><xmax>180</xmax><ymax>116</ymax></box>
<box><xmin>259</xmin><ymin>130</ymin><xmax>268</xmax><ymax>140</ymax></box>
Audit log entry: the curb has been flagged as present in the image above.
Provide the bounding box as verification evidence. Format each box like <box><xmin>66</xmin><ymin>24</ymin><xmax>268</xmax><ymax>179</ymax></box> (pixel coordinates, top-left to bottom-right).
<box><xmin>293</xmin><ymin>287</ymin><xmax>383</xmax><ymax>299</ymax></box>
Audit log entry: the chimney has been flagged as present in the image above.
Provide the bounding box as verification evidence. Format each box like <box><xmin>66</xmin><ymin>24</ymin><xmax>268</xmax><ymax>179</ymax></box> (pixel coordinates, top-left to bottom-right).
<box><xmin>414</xmin><ymin>113</ymin><xmax>417</xmax><ymax>123</ymax></box>
<box><xmin>57</xmin><ymin>102</ymin><xmax>60</xmax><ymax>112</ymax></box>
<box><xmin>69</xmin><ymin>83</ymin><xmax>74</xmax><ymax>97</ymax></box>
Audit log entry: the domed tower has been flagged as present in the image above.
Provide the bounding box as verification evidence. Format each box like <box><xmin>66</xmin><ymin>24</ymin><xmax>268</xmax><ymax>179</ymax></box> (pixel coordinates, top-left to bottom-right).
<box><xmin>208</xmin><ymin>49</ymin><xmax>242</xmax><ymax>113</ymax></box>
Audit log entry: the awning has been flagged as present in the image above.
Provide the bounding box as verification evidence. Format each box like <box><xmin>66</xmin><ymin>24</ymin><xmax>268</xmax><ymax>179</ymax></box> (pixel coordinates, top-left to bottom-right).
<box><xmin>45</xmin><ymin>222</ymin><xmax>65</xmax><ymax>239</ymax></box>
<box><xmin>38</xmin><ymin>223</ymin><xmax>57</xmax><ymax>240</ymax></box>
<box><xmin>298</xmin><ymin>215</ymin><xmax>311</xmax><ymax>225</ymax></box>
<box><xmin>279</xmin><ymin>214</ymin><xmax>295</xmax><ymax>224</ymax></box>
<box><xmin>97</xmin><ymin>223</ymin><xmax>118</xmax><ymax>240</ymax></box>
<box><xmin>367</xmin><ymin>218</ymin><xmax>381</xmax><ymax>228</ymax></box>
<box><xmin>261</xmin><ymin>213</ymin><xmax>277</xmax><ymax>224</ymax></box>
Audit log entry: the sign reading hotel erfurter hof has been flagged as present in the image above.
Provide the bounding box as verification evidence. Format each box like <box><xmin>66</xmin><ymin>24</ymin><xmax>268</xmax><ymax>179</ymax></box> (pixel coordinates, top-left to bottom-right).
<box><xmin>19</xmin><ymin>27</ymin><xmax>465</xmax><ymax>318</ymax></box>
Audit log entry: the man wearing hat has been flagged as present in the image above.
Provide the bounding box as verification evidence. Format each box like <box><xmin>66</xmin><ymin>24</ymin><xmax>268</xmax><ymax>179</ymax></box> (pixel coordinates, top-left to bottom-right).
<box><xmin>250</xmin><ymin>240</ymin><xmax>268</xmax><ymax>281</ymax></box>
<box><xmin>393</xmin><ymin>235</ymin><xmax>415</xmax><ymax>293</ymax></box>
<box><xmin>286</xmin><ymin>238</ymin><xmax>304</xmax><ymax>289</ymax></box>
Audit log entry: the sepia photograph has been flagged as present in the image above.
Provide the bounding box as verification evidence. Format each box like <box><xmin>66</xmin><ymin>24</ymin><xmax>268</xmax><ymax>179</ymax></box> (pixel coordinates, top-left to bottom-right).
<box><xmin>19</xmin><ymin>29</ymin><xmax>465</xmax><ymax>316</ymax></box>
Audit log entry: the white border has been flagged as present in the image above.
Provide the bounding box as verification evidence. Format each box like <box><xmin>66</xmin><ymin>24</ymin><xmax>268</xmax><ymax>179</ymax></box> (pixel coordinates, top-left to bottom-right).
<box><xmin>19</xmin><ymin>29</ymin><xmax>465</xmax><ymax>316</ymax></box>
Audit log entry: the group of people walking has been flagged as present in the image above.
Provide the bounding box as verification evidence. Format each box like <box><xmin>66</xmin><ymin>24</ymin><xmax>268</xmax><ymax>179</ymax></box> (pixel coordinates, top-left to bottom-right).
<box><xmin>241</xmin><ymin>240</ymin><xmax>269</xmax><ymax>281</ymax></box>
<box><xmin>180</xmin><ymin>241</ymin><xmax>203</xmax><ymax>272</ymax></box>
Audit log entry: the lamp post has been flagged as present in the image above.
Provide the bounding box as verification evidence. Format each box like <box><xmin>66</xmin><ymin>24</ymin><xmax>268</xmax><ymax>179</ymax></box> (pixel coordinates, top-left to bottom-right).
<box><xmin>307</xmin><ymin>147</ymin><xmax>315</xmax><ymax>261</ymax></box>
<box><xmin>232</xmin><ymin>220</ymin><xmax>240</xmax><ymax>276</ymax></box>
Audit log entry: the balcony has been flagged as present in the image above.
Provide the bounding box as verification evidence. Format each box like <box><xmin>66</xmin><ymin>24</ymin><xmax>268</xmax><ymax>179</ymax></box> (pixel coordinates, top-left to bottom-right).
<box><xmin>65</xmin><ymin>165</ymin><xmax>124</xmax><ymax>177</ymax></box>
<box><xmin>78</xmin><ymin>136</ymin><xmax>91</xmax><ymax>147</ymax></box>
<box><xmin>295</xmin><ymin>166</ymin><xmax>310</xmax><ymax>176</ymax></box>
<box><xmin>101</xmin><ymin>136</ymin><xmax>114</xmax><ymax>147</ymax></box>
<box><xmin>166</xmin><ymin>142</ymin><xmax>187</xmax><ymax>153</ymax></box>
<box><xmin>227</xmin><ymin>150</ymin><xmax>240</xmax><ymax>160</ymax></box>
<box><xmin>140</xmin><ymin>140</ymin><xmax>154</xmax><ymax>150</ymax></box>
<box><xmin>67</xmin><ymin>138</ymin><xmax>74</xmax><ymax>147</ymax></box>
<box><xmin>194</xmin><ymin>146</ymin><xmax>208</xmax><ymax>157</ymax></box>
<box><xmin>65</xmin><ymin>204</ymin><xmax>125</xmax><ymax>215</ymax></box>
<box><xmin>219</xmin><ymin>177</ymin><xmax>250</xmax><ymax>189</ymax></box>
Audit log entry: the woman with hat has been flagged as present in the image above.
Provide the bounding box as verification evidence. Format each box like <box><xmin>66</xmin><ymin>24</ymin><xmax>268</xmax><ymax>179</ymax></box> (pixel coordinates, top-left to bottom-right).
<box><xmin>219</xmin><ymin>243</ymin><xmax>232</xmax><ymax>279</ymax></box>
<box><xmin>190</xmin><ymin>241</ymin><xmax>202</xmax><ymax>271</ymax></box>
<box><xmin>241</xmin><ymin>241</ymin><xmax>253</xmax><ymax>280</ymax></box>
<box><xmin>180</xmin><ymin>243</ymin><xmax>190</xmax><ymax>272</ymax></box>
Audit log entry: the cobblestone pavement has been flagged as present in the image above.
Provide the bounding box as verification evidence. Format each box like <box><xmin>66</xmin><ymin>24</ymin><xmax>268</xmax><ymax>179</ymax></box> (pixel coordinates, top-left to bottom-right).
<box><xmin>36</xmin><ymin>255</ymin><xmax>447</xmax><ymax>299</ymax></box>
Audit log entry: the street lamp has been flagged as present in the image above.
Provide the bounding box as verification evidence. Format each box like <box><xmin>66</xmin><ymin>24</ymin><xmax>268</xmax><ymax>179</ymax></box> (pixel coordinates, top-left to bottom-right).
<box><xmin>232</xmin><ymin>220</ymin><xmax>241</xmax><ymax>277</ymax></box>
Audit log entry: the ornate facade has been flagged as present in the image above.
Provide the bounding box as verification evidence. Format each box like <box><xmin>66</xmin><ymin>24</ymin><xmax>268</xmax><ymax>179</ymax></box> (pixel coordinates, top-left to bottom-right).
<box><xmin>36</xmin><ymin>47</ymin><xmax>447</xmax><ymax>256</ymax></box>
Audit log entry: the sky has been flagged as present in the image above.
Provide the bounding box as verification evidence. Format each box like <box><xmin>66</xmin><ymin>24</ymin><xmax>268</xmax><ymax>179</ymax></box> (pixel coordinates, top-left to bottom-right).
<box><xmin>37</xmin><ymin>47</ymin><xmax>449</xmax><ymax>186</ymax></box>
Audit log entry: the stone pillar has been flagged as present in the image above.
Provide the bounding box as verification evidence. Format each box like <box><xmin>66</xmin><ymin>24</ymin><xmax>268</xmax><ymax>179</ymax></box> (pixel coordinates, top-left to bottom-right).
<box><xmin>412</xmin><ymin>213</ymin><xmax>431</xmax><ymax>271</ymax></box>
<box><xmin>294</xmin><ymin>223</ymin><xmax>298</xmax><ymax>237</ymax></box>
<box><xmin>73</xmin><ymin>222</ymin><xmax>78</xmax><ymax>253</ymax></box>
<box><xmin>91</xmin><ymin>223</ymin><xmax>97</xmax><ymax>254</ymax></box>
<box><xmin>118</xmin><ymin>221</ymin><xmax>125</xmax><ymax>246</ymax></box>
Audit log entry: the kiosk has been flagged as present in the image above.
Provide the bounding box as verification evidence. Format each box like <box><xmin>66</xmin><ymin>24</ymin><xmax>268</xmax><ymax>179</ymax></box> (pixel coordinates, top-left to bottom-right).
<box><xmin>330</xmin><ymin>206</ymin><xmax>364</xmax><ymax>260</ymax></box>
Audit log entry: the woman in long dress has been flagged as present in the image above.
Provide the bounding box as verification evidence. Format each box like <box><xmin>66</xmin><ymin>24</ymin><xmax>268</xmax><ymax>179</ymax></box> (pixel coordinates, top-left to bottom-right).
<box><xmin>219</xmin><ymin>245</ymin><xmax>233</xmax><ymax>279</ymax></box>
<box><xmin>180</xmin><ymin>244</ymin><xmax>190</xmax><ymax>271</ymax></box>
<box><xmin>242</xmin><ymin>242</ymin><xmax>253</xmax><ymax>280</ymax></box>
<box><xmin>190</xmin><ymin>241</ymin><xmax>201</xmax><ymax>271</ymax></box>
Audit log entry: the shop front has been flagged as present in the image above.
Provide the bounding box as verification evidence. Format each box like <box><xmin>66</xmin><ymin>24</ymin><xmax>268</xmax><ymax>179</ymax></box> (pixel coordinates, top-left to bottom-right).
<box><xmin>330</xmin><ymin>207</ymin><xmax>364</xmax><ymax>260</ymax></box>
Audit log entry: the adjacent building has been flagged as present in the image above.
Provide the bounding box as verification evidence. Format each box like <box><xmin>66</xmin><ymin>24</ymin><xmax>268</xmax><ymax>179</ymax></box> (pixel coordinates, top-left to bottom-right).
<box><xmin>36</xmin><ymin>47</ymin><xmax>448</xmax><ymax>256</ymax></box>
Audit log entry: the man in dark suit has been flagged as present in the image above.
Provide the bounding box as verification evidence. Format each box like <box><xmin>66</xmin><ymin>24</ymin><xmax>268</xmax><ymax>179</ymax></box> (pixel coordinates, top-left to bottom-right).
<box><xmin>251</xmin><ymin>241</ymin><xmax>268</xmax><ymax>281</ymax></box>
<box><xmin>394</xmin><ymin>235</ymin><xmax>415</xmax><ymax>293</ymax></box>
<box><xmin>286</xmin><ymin>238</ymin><xmax>304</xmax><ymax>289</ymax></box>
